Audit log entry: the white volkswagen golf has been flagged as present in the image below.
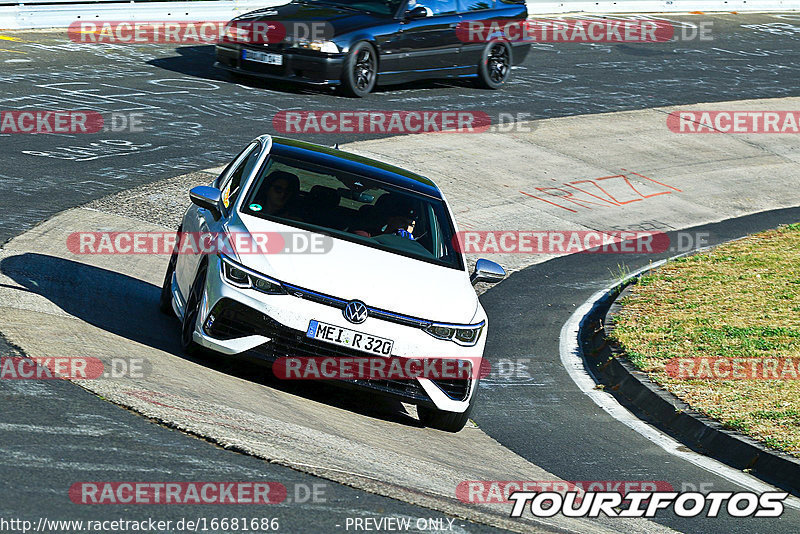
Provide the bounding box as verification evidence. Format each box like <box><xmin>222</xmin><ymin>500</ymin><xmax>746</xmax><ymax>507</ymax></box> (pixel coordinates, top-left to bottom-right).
<box><xmin>160</xmin><ymin>135</ymin><xmax>505</xmax><ymax>431</ymax></box>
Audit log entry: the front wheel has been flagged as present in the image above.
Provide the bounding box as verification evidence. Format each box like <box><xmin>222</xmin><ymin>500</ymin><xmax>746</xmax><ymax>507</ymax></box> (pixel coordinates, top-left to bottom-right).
<box><xmin>340</xmin><ymin>42</ymin><xmax>377</xmax><ymax>98</ymax></box>
<box><xmin>476</xmin><ymin>41</ymin><xmax>512</xmax><ymax>90</ymax></box>
<box><xmin>159</xmin><ymin>243</ymin><xmax>179</xmax><ymax>316</ymax></box>
<box><xmin>418</xmin><ymin>392</ymin><xmax>476</xmax><ymax>433</ymax></box>
<box><xmin>181</xmin><ymin>261</ymin><xmax>207</xmax><ymax>356</ymax></box>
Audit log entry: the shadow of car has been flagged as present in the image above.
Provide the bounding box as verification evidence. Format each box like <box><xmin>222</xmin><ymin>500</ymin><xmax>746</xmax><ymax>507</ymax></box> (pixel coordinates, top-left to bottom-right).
<box><xmin>0</xmin><ymin>252</ymin><xmax>419</xmax><ymax>426</ymax></box>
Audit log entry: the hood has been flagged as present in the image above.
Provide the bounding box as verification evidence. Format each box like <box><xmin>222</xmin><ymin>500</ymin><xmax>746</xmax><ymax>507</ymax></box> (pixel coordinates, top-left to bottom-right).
<box><xmin>234</xmin><ymin>2</ymin><xmax>391</xmax><ymax>38</ymax></box>
<box><xmin>229</xmin><ymin>214</ymin><xmax>478</xmax><ymax>324</ymax></box>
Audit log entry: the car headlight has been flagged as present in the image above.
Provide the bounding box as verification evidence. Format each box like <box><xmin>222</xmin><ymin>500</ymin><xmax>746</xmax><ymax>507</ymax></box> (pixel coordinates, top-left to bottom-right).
<box><xmin>424</xmin><ymin>321</ymin><xmax>484</xmax><ymax>346</ymax></box>
<box><xmin>294</xmin><ymin>40</ymin><xmax>340</xmax><ymax>53</ymax></box>
<box><xmin>220</xmin><ymin>255</ymin><xmax>286</xmax><ymax>295</ymax></box>
<box><xmin>455</xmin><ymin>328</ymin><xmax>480</xmax><ymax>344</ymax></box>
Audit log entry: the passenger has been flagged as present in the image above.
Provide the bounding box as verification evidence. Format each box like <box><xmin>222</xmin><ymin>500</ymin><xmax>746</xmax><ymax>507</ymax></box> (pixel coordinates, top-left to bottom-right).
<box><xmin>261</xmin><ymin>171</ymin><xmax>300</xmax><ymax>216</ymax></box>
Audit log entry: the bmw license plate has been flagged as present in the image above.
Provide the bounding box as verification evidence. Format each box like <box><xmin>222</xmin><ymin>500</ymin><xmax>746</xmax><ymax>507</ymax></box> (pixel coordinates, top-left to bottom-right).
<box><xmin>306</xmin><ymin>320</ymin><xmax>393</xmax><ymax>357</ymax></box>
<box><xmin>242</xmin><ymin>49</ymin><xmax>283</xmax><ymax>65</ymax></box>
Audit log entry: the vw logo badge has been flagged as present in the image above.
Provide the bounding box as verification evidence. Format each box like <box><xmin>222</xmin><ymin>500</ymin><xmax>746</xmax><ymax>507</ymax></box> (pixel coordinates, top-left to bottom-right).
<box><xmin>343</xmin><ymin>300</ymin><xmax>368</xmax><ymax>324</ymax></box>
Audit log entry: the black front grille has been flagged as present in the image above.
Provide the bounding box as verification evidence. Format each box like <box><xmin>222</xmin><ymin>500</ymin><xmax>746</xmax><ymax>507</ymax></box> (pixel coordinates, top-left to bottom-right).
<box><xmin>430</xmin><ymin>378</ymin><xmax>471</xmax><ymax>402</ymax></box>
<box><xmin>205</xmin><ymin>298</ymin><xmax>266</xmax><ymax>340</ymax></box>
<box><xmin>205</xmin><ymin>299</ymin><xmax>433</xmax><ymax>404</ymax></box>
<box><xmin>253</xmin><ymin>318</ymin><xmax>433</xmax><ymax>403</ymax></box>
<box><xmin>282</xmin><ymin>282</ymin><xmax>432</xmax><ymax>329</ymax></box>
<box><xmin>241</xmin><ymin>61</ymin><xmax>286</xmax><ymax>76</ymax></box>
<box><xmin>283</xmin><ymin>283</ymin><xmax>348</xmax><ymax>311</ymax></box>
<box><xmin>345</xmin><ymin>377</ymin><xmax>433</xmax><ymax>404</ymax></box>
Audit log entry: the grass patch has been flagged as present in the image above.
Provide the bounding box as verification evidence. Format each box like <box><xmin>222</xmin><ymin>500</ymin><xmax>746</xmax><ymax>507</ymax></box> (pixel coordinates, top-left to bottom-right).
<box><xmin>611</xmin><ymin>223</ymin><xmax>800</xmax><ymax>456</ymax></box>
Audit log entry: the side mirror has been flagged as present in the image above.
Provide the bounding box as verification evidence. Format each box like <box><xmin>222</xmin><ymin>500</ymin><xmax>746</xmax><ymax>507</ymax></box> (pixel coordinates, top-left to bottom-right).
<box><xmin>470</xmin><ymin>259</ymin><xmax>506</xmax><ymax>285</ymax></box>
<box><xmin>405</xmin><ymin>5</ymin><xmax>429</xmax><ymax>19</ymax></box>
<box><xmin>189</xmin><ymin>186</ymin><xmax>222</xmax><ymax>220</ymax></box>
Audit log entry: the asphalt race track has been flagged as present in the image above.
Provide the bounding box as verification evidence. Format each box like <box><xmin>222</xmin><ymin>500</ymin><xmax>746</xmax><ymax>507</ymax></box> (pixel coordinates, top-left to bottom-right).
<box><xmin>1</xmin><ymin>10</ymin><xmax>800</xmax><ymax>534</ymax></box>
<box><xmin>1</xmin><ymin>13</ymin><xmax>800</xmax><ymax>240</ymax></box>
<box><xmin>477</xmin><ymin>207</ymin><xmax>800</xmax><ymax>534</ymax></box>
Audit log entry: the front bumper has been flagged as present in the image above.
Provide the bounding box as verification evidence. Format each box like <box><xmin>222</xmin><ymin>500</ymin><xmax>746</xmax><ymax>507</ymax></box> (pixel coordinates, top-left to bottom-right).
<box><xmin>215</xmin><ymin>43</ymin><xmax>345</xmax><ymax>85</ymax></box>
<box><xmin>511</xmin><ymin>42</ymin><xmax>531</xmax><ymax>65</ymax></box>
<box><xmin>191</xmin><ymin>255</ymin><xmax>484</xmax><ymax>413</ymax></box>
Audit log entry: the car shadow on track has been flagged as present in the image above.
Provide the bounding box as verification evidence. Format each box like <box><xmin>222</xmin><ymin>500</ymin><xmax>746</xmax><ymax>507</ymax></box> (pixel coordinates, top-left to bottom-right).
<box><xmin>148</xmin><ymin>45</ymin><xmax>482</xmax><ymax>98</ymax></box>
<box><xmin>0</xmin><ymin>252</ymin><xmax>421</xmax><ymax>428</ymax></box>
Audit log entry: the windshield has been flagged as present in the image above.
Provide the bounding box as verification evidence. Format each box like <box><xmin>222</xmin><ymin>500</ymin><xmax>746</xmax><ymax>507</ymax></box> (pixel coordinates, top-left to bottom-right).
<box><xmin>299</xmin><ymin>0</ymin><xmax>403</xmax><ymax>15</ymax></box>
<box><xmin>240</xmin><ymin>155</ymin><xmax>464</xmax><ymax>270</ymax></box>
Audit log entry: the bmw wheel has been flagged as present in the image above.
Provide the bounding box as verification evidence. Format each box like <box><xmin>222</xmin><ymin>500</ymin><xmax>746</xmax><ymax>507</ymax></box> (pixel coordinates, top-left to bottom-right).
<box><xmin>341</xmin><ymin>41</ymin><xmax>377</xmax><ymax>98</ymax></box>
<box><xmin>476</xmin><ymin>40</ymin><xmax>511</xmax><ymax>90</ymax></box>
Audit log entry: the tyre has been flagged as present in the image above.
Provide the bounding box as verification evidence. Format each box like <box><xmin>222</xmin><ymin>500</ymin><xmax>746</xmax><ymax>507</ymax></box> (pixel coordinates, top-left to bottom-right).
<box><xmin>181</xmin><ymin>261</ymin><xmax>207</xmax><ymax>356</ymax></box>
<box><xmin>159</xmin><ymin>245</ymin><xmax>179</xmax><ymax>316</ymax></box>
<box><xmin>418</xmin><ymin>390</ymin><xmax>476</xmax><ymax>433</ymax></box>
<box><xmin>340</xmin><ymin>41</ymin><xmax>377</xmax><ymax>97</ymax></box>
<box><xmin>476</xmin><ymin>40</ymin><xmax>512</xmax><ymax>89</ymax></box>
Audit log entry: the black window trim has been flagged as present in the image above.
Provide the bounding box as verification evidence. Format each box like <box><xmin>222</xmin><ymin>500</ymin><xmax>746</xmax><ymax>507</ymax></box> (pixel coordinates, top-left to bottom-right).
<box><xmin>395</xmin><ymin>0</ymin><xmax>459</xmax><ymax>18</ymax></box>
<box><xmin>220</xmin><ymin>141</ymin><xmax>260</xmax><ymax>217</ymax></box>
<box><xmin>456</xmin><ymin>0</ymin><xmax>494</xmax><ymax>12</ymax></box>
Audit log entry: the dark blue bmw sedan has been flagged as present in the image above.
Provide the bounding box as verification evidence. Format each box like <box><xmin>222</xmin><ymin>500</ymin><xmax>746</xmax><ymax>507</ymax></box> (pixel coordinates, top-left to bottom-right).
<box><xmin>215</xmin><ymin>0</ymin><xmax>530</xmax><ymax>96</ymax></box>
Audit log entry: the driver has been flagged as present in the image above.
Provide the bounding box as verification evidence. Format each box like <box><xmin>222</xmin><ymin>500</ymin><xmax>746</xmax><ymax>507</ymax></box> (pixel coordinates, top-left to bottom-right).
<box><xmin>352</xmin><ymin>194</ymin><xmax>417</xmax><ymax>238</ymax></box>
<box><xmin>406</xmin><ymin>0</ymin><xmax>434</xmax><ymax>15</ymax></box>
<box><xmin>382</xmin><ymin>208</ymin><xmax>417</xmax><ymax>240</ymax></box>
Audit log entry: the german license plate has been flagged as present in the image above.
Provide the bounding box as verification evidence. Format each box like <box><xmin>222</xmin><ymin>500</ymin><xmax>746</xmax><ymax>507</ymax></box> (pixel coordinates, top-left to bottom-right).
<box><xmin>306</xmin><ymin>320</ymin><xmax>393</xmax><ymax>356</ymax></box>
<box><xmin>242</xmin><ymin>49</ymin><xmax>283</xmax><ymax>65</ymax></box>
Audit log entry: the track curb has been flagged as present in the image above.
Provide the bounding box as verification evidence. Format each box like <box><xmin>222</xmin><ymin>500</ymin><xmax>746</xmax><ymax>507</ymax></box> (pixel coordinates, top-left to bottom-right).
<box><xmin>580</xmin><ymin>245</ymin><xmax>800</xmax><ymax>498</ymax></box>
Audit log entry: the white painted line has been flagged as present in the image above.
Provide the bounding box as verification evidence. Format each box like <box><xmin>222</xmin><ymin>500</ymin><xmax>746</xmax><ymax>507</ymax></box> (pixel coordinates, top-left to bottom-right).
<box><xmin>0</xmin><ymin>0</ymin><xmax>289</xmax><ymax>31</ymax></box>
<box><xmin>558</xmin><ymin>260</ymin><xmax>800</xmax><ymax>510</ymax></box>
